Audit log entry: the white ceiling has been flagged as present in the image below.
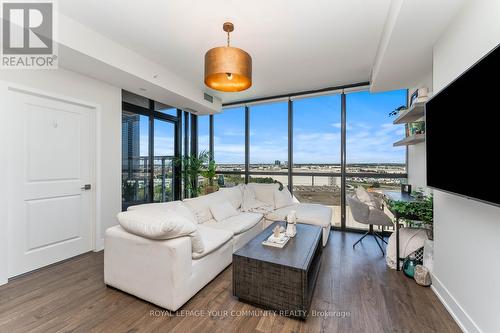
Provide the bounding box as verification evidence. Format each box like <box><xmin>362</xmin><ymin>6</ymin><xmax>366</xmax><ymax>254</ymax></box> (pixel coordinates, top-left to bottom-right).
<box><xmin>371</xmin><ymin>0</ymin><xmax>466</xmax><ymax>92</ymax></box>
<box><xmin>59</xmin><ymin>0</ymin><xmax>392</xmax><ymax>104</ymax></box>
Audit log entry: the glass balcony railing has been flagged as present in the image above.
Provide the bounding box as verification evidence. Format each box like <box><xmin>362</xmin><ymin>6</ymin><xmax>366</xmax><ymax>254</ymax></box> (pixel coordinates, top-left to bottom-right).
<box><xmin>122</xmin><ymin>156</ymin><xmax>174</xmax><ymax>210</ymax></box>
<box><xmin>216</xmin><ymin>170</ymin><xmax>406</xmax><ymax>232</ymax></box>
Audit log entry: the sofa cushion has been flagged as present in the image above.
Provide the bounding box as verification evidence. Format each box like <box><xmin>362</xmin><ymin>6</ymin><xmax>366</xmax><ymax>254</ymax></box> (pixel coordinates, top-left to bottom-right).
<box><xmin>241</xmin><ymin>185</ymin><xmax>268</xmax><ymax>212</ymax></box>
<box><xmin>209</xmin><ymin>201</ymin><xmax>239</xmax><ymax>222</ymax></box>
<box><xmin>183</xmin><ymin>191</ymin><xmax>227</xmax><ymax>223</ymax></box>
<box><xmin>265</xmin><ymin>203</ymin><xmax>332</xmax><ymax>228</ymax></box>
<box><xmin>127</xmin><ymin>201</ymin><xmax>197</xmax><ymax>224</ymax></box>
<box><xmin>274</xmin><ymin>187</ymin><xmax>294</xmax><ymax>209</ymax></box>
<box><xmin>117</xmin><ymin>210</ymin><xmax>205</xmax><ymax>254</ymax></box>
<box><xmin>203</xmin><ymin>212</ymin><xmax>263</xmax><ymax>235</ymax></box>
<box><xmin>248</xmin><ymin>183</ymin><xmax>279</xmax><ymax>207</ymax></box>
<box><xmin>192</xmin><ymin>225</ymin><xmax>233</xmax><ymax>259</ymax></box>
<box><xmin>218</xmin><ymin>185</ymin><xmax>243</xmax><ymax>209</ymax></box>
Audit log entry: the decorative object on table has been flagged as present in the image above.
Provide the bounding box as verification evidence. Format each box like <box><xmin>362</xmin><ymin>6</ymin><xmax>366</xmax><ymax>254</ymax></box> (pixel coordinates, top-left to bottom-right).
<box><xmin>273</xmin><ymin>225</ymin><xmax>281</xmax><ymax>238</ymax></box>
<box><xmin>402</xmin><ymin>253</ymin><xmax>423</xmax><ymax>278</ymax></box>
<box><xmin>389</xmin><ymin>105</ymin><xmax>407</xmax><ymax>117</ymax></box>
<box><xmin>401</xmin><ymin>183</ymin><xmax>412</xmax><ymax>194</ymax></box>
<box><xmin>285</xmin><ymin>210</ymin><xmax>297</xmax><ymax>237</ymax></box>
<box><xmin>414</xmin><ymin>265</ymin><xmax>432</xmax><ymax>286</ymax></box>
<box><xmin>262</xmin><ymin>225</ymin><xmax>290</xmax><ymax>248</ymax></box>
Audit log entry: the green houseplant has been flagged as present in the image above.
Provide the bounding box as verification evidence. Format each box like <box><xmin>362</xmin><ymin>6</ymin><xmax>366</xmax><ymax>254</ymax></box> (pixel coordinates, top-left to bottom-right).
<box><xmin>175</xmin><ymin>150</ymin><xmax>218</xmax><ymax>197</ymax></box>
<box><xmin>175</xmin><ymin>150</ymin><xmax>208</xmax><ymax>197</ymax></box>
<box><xmin>200</xmin><ymin>158</ymin><xmax>218</xmax><ymax>194</ymax></box>
<box><xmin>388</xmin><ymin>194</ymin><xmax>434</xmax><ymax>240</ymax></box>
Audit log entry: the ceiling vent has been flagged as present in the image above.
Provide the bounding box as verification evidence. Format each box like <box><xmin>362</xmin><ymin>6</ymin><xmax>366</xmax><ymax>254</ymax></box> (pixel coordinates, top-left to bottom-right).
<box><xmin>203</xmin><ymin>93</ymin><xmax>214</xmax><ymax>103</ymax></box>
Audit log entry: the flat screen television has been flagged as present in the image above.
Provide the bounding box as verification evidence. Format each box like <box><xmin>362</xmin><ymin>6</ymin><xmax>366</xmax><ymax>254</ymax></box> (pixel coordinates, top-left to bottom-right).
<box><xmin>426</xmin><ymin>43</ymin><xmax>500</xmax><ymax>206</ymax></box>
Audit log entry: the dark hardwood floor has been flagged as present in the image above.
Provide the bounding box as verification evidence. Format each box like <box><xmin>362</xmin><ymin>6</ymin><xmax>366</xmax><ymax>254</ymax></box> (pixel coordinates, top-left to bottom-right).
<box><xmin>0</xmin><ymin>231</ymin><xmax>460</xmax><ymax>333</ymax></box>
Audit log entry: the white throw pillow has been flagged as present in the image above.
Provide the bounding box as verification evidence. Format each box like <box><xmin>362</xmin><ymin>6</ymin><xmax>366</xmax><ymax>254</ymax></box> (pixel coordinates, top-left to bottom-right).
<box><xmin>218</xmin><ymin>185</ymin><xmax>243</xmax><ymax>209</ymax></box>
<box><xmin>248</xmin><ymin>183</ymin><xmax>279</xmax><ymax>206</ymax></box>
<box><xmin>183</xmin><ymin>191</ymin><xmax>226</xmax><ymax>223</ymax></box>
<box><xmin>356</xmin><ymin>186</ymin><xmax>373</xmax><ymax>205</ymax></box>
<box><xmin>209</xmin><ymin>201</ymin><xmax>240</xmax><ymax>222</ymax></box>
<box><xmin>127</xmin><ymin>201</ymin><xmax>197</xmax><ymax>224</ymax></box>
<box><xmin>118</xmin><ymin>209</ymin><xmax>205</xmax><ymax>254</ymax></box>
<box><xmin>118</xmin><ymin>209</ymin><xmax>197</xmax><ymax>240</ymax></box>
<box><xmin>274</xmin><ymin>187</ymin><xmax>294</xmax><ymax>209</ymax></box>
<box><xmin>241</xmin><ymin>185</ymin><xmax>268</xmax><ymax>211</ymax></box>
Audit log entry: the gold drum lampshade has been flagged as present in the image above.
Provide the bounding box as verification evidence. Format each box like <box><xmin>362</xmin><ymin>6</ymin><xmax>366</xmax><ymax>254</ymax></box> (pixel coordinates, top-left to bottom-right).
<box><xmin>204</xmin><ymin>22</ymin><xmax>252</xmax><ymax>92</ymax></box>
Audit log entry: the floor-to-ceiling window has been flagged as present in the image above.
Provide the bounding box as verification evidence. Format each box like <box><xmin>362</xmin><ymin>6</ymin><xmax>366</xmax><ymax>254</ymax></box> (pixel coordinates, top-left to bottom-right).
<box><xmin>249</xmin><ymin>101</ymin><xmax>289</xmax><ymax>186</ymax></box>
<box><xmin>214</xmin><ymin>106</ymin><xmax>246</xmax><ymax>187</ymax></box>
<box><xmin>121</xmin><ymin>91</ymin><xmax>181</xmax><ymax>210</ymax></box>
<box><xmin>198</xmin><ymin>115</ymin><xmax>210</xmax><ymax>154</ymax></box>
<box><xmin>293</xmin><ymin>94</ymin><xmax>342</xmax><ymax>226</ymax></box>
<box><xmin>122</xmin><ymin>112</ymin><xmax>150</xmax><ymax>206</ymax></box>
<box><xmin>153</xmin><ymin>119</ymin><xmax>175</xmax><ymax>202</ymax></box>
<box><xmin>212</xmin><ymin>86</ymin><xmax>407</xmax><ymax>229</ymax></box>
<box><xmin>345</xmin><ymin>90</ymin><xmax>407</xmax><ymax>229</ymax></box>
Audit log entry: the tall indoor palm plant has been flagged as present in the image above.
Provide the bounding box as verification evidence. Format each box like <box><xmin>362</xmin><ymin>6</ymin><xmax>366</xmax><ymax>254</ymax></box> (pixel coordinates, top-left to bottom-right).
<box><xmin>175</xmin><ymin>150</ymin><xmax>216</xmax><ymax>197</ymax></box>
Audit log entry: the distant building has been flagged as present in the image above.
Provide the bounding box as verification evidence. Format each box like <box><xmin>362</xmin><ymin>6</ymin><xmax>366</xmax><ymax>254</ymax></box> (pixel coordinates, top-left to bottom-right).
<box><xmin>122</xmin><ymin>113</ymin><xmax>140</xmax><ymax>176</ymax></box>
<box><xmin>274</xmin><ymin>160</ymin><xmax>281</xmax><ymax>166</ymax></box>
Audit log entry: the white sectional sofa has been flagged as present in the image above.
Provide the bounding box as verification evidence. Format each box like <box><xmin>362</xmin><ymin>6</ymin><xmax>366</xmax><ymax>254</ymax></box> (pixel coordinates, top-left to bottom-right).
<box><xmin>104</xmin><ymin>183</ymin><xmax>332</xmax><ymax>311</ymax></box>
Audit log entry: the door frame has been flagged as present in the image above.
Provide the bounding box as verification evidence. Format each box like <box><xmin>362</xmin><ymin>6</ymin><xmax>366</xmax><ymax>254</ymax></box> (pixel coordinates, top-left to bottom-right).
<box><xmin>0</xmin><ymin>81</ymin><xmax>101</xmax><ymax>282</ymax></box>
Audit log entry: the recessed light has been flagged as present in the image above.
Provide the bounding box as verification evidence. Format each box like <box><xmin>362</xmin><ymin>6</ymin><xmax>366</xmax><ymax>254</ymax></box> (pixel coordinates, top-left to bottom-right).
<box><xmin>153</xmin><ymin>74</ymin><xmax>159</xmax><ymax>79</ymax></box>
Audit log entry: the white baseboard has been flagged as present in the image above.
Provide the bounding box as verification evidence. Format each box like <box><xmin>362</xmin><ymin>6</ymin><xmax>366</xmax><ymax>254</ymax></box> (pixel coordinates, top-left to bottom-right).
<box><xmin>0</xmin><ymin>278</ymin><xmax>7</xmax><ymax>286</ymax></box>
<box><xmin>431</xmin><ymin>274</ymin><xmax>482</xmax><ymax>333</ymax></box>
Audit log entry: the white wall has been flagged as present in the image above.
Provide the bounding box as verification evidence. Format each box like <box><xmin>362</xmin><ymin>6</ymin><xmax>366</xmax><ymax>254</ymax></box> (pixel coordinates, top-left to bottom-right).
<box><xmin>407</xmin><ymin>71</ymin><xmax>432</xmax><ymax>191</ymax></box>
<box><xmin>0</xmin><ymin>91</ymin><xmax>8</xmax><ymax>284</ymax></box>
<box><xmin>430</xmin><ymin>1</ymin><xmax>500</xmax><ymax>332</ymax></box>
<box><xmin>0</xmin><ymin>68</ymin><xmax>122</xmax><ymax>283</ymax></box>
<box><xmin>407</xmin><ymin>143</ymin><xmax>426</xmax><ymax>190</ymax></box>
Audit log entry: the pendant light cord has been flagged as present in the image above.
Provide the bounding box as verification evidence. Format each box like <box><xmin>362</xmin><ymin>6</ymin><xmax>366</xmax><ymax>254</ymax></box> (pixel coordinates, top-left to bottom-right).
<box><xmin>227</xmin><ymin>30</ymin><xmax>230</xmax><ymax>47</ymax></box>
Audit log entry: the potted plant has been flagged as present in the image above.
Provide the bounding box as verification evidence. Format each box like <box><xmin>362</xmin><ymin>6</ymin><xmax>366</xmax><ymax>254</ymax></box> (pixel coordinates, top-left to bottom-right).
<box><xmin>389</xmin><ymin>105</ymin><xmax>407</xmax><ymax>117</ymax></box>
<box><xmin>201</xmin><ymin>158</ymin><xmax>218</xmax><ymax>194</ymax></box>
<box><xmin>388</xmin><ymin>194</ymin><xmax>434</xmax><ymax>240</ymax></box>
<box><xmin>175</xmin><ymin>150</ymin><xmax>209</xmax><ymax>198</ymax></box>
<box><xmin>416</xmin><ymin>195</ymin><xmax>433</xmax><ymax>240</ymax></box>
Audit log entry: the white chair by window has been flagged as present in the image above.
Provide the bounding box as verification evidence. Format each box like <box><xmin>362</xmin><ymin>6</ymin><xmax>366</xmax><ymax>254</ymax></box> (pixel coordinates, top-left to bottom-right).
<box><xmin>347</xmin><ymin>194</ymin><xmax>393</xmax><ymax>255</ymax></box>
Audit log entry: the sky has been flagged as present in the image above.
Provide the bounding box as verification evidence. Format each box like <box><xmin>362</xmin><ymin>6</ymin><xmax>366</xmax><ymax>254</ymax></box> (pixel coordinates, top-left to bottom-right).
<box><xmin>137</xmin><ymin>116</ymin><xmax>175</xmax><ymax>157</ymax></box>
<box><xmin>134</xmin><ymin>89</ymin><xmax>407</xmax><ymax>164</ymax></box>
<box><xmin>201</xmin><ymin>89</ymin><xmax>407</xmax><ymax>164</ymax></box>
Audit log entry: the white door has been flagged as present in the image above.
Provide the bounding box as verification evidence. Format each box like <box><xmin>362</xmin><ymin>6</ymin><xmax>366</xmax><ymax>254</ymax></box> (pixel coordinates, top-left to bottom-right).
<box><xmin>6</xmin><ymin>87</ymin><xmax>94</xmax><ymax>277</ymax></box>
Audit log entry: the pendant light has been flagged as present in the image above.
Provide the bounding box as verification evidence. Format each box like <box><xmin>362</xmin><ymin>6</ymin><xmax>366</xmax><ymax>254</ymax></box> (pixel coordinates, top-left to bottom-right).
<box><xmin>204</xmin><ymin>22</ymin><xmax>252</xmax><ymax>92</ymax></box>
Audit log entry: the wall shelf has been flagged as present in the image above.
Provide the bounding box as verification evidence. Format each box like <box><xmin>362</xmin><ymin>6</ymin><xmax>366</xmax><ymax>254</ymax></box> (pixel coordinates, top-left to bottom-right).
<box><xmin>393</xmin><ymin>134</ymin><xmax>425</xmax><ymax>147</ymax></box>
<box><xmin>393</xmin><ymin>102</ymin><xmax>425</xmax><ymax>124</ymax></box>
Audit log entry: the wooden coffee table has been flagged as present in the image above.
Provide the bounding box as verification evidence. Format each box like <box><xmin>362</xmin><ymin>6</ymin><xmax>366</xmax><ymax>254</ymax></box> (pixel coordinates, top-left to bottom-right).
<box><xmin>232</xmin><ymin>221</ymin><xmax>323</xmax><ymax>319</ymax></box>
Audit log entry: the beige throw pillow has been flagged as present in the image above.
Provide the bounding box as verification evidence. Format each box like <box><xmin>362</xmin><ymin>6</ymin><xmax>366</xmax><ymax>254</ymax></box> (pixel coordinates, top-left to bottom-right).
<box><xmin>274</xmin><ymin>187</ymin><xmax>294</xmax><ymax>209</ymax></box>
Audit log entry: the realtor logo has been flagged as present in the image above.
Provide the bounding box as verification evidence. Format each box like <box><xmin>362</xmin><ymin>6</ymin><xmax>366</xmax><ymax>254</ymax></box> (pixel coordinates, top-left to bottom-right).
<box><xmin>1</xmin><ymin>1</ymin><xmax>57</xmax><ymax>68</ymax></box>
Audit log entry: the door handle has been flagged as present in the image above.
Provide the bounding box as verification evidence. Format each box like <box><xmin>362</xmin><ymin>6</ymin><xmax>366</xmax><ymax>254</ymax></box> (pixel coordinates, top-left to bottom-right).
<box><xmin>81</xmin><ymin>184</ymin><xmax>92</xmax><ymax>191</ymax></box>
